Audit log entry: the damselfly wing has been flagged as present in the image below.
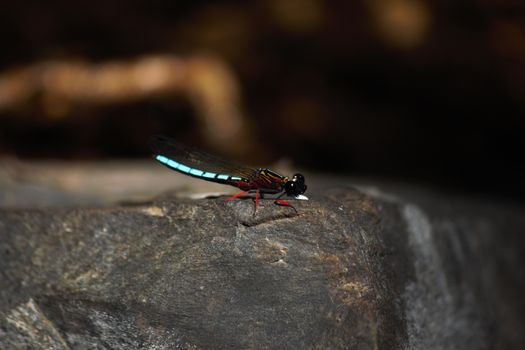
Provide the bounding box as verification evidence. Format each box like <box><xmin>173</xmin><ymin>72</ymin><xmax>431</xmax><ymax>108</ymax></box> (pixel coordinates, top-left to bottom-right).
<box><xmin>151</xmin><ymin>135</ymin><xmax>255</xmax><ymax>187</ymax></box>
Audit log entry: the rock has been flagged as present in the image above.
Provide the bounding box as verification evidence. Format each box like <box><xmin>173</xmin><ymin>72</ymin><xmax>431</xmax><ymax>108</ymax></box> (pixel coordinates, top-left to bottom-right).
<box><xmin>0</xmin><ymin>162</ymin><xmax>524</xmax><ymax>349</ymax></box>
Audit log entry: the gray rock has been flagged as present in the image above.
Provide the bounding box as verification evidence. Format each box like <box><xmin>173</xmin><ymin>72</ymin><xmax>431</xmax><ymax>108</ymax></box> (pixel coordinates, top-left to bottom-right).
<box><xmin>0</xmin><ymin>162</ymin><xmax>524</xmax><ymax>349</ymax></box>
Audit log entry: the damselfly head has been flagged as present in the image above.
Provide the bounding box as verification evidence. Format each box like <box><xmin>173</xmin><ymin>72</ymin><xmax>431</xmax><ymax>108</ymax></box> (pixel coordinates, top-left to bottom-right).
<box><xmin>284</xmin><ymin>173</ymin><xmax>308</xmax><ymax>199</ymax></box>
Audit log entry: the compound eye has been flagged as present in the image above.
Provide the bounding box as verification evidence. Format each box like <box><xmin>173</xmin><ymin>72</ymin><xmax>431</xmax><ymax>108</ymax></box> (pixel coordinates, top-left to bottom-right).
<box><xmin>293</xmin><ymin>173</ymin><xmax>305</xmax><ymax>184</ymax></box>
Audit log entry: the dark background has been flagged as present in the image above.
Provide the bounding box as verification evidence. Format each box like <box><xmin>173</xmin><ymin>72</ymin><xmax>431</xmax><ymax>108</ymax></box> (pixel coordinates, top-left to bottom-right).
<box><xmin>1</xmin><ymin>0</ymin><xmax>524</xmax><ymax>202</ymax></box>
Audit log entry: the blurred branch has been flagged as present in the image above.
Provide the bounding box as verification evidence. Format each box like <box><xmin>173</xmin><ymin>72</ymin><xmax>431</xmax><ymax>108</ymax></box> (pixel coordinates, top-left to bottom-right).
<box><xmin>0</xmin><ymin>55</ymin><xmax>254</xmax><ymax>156</ymax></box>
<box><xmin>367</xmin><ymin>0</ymin><xmax>431</xmax><ymax>49</ymax></box>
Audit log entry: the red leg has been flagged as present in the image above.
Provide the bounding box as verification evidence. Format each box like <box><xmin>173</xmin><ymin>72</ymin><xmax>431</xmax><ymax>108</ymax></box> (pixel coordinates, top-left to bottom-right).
<box><xmin>274</xmin><ymin>199</ymin><xmax>297</xmax><ymax>213</ymax></box>
<box><xmin>254</xmin><ymin>190</ymin><xmax>260</xmax><ymax>212</ymax></box>
<box><xmin>225</xmin><ymin>191</ymin><xmax>250</xmax><ymax>201</ymax></box>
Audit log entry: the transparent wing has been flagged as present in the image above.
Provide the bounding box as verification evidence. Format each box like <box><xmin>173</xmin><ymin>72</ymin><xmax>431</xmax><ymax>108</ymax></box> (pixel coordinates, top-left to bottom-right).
<box><xmin>150</xmin><ymin>135</ymin><xmax>256</xmax><ymax>180</ymax></box>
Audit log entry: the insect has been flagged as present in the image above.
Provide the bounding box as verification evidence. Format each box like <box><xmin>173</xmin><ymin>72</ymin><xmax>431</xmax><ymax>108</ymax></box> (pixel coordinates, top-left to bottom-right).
<box><xmin>151</xmin><ymin>135</ymin><xmax>308</xmax><ymax>213</ymax></box>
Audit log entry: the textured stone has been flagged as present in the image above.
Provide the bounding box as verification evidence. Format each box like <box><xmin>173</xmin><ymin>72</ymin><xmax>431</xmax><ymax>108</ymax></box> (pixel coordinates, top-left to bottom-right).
<box><xmin>0</xmin><ymin>162</ymin><xmax>524</xmax><ymax>349</ymax></box>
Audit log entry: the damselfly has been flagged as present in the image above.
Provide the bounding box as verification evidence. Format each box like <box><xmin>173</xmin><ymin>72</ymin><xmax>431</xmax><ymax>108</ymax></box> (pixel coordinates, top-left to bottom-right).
<box><xmin>151</xmin><ymin>135</ymin><xmax>308</xmax><ymax>212</ymax></box>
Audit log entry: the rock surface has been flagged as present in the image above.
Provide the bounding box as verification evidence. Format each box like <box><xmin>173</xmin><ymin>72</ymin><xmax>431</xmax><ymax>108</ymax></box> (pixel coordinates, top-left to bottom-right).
<box><xmin>0</xmin><ymin>161</ymin><xmax>524</xmax><ymax>349</ymax></box>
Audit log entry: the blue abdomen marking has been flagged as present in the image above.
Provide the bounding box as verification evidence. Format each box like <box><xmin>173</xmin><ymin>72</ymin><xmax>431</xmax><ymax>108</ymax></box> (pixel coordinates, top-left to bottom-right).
<box><xmin>155</xmin><ymin>154</ymin><xmax>238</xmax><ymax>181</ymax></box>
<box><xmin>190</xmin><ymin>169</ymin><xmax>203</xmax><ymax>176</ymax></box>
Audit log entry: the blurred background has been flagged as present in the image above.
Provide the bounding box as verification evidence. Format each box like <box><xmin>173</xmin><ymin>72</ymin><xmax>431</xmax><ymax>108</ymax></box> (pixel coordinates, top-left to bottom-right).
<box><xmin>1</xmin><ymin>0</ymin><xmax>524</xmax><ymax>203</ymax></box>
